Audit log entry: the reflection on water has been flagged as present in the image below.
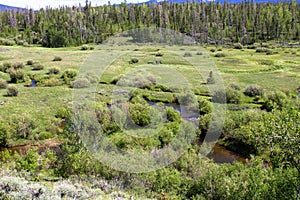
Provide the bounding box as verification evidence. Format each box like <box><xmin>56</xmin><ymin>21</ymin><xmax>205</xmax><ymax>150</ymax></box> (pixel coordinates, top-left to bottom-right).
<box><xmin>209</xmin><ymin>144</ymin><xmax>246</xmax><ymax>164</ymax></box>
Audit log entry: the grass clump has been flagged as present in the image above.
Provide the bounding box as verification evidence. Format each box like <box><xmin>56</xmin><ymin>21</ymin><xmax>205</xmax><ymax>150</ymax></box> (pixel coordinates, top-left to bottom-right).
<box><xmin>183</xmin><ymin>52</ymin><xmax>192</xmax><ymax>57</ymax></box>
<box><xmin>155</xmin><ymin>52</ymin><xmax>163</xmax><ymax>57</ymax></box>
<box><xmin>129</xmin><ymin>58</ymin><xmax>139</xmax><ymax>64</ymax></box>
<box><xmin>44</xmin><ymin>78</ymin><xmax>63</xmax><ymax>87</ymax></box>
<box><xmin>7</xmin><ymin>86</ymin><xmax>19</xmax><ymax>96</ymax></box>
<box><xmin>26</xmin><ymin>60</ymin><xmax>34</xmax><ymax>65</ymax></box>
<box><xmin>196</xmin><ymin>52</ymin><xmax>203</xmax><ymax>55</ymax></box>
<box><xmin>32</xmin><ymin>64</ymin><xmax>44</xmax><ymax>71</ymax></box>
<box><xmin>0</xmin><ymin>79</ymin><xmax>8</xmax><ymax>89</ymax></box>
<box><xmin>62</xmin><ymin>69</ymin><xmax>78</xmax><ymax>83</ymax></box>
<box><xmin>256</xmin><ymin>48</ymin><xmax>269</xmax><ymax>53</ymax></box>
<box><xmin>71</xmin><ymin>78</ymin><xmax>90</xmax><ymax>88</ymax></box>
<box><xmin>215</xmin><ymin>52</ymin><xmax>226</xmax><ymax>57</ymax></box>
<box><xmin>53</xmin><ymin>56</ymin><xmax>62</xmax><ymax>62</ymax></box>
<box><xmin>12</xmin><ymin>62</ymin><xmax>24</xmax><ymax>70</ymax></box>
<box><xmin>0</xmin><ymin>62</ymin><xmax>12</xmax><ymax>72</ymax></box>
<box><xmin>234</xmin><ymin>43</ymin><xmax>243</xmax><ymax>49</ymax></box>
<box><xmin>81</xmin><ymin>45</ymin><xmax>89</xmax><ymax>50</ymax></box>
<box><xmin>48</xmin><ymin>67</ymin><xmax>60</xmax><ymax>75</ymax></box>
<box><xmin>9</xmin><ymin>70</ymin><xmax>25</xmax><ymax>83</ymax></box>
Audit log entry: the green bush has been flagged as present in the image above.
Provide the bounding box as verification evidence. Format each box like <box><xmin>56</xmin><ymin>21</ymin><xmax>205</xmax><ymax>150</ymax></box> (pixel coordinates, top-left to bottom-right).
<box><xmin>262</xmin><ymin>91</ymin><xmax>288</xmax><ymax>111</ymax></box>
<box><xmin>210</xmin><ymin>49</ymin><xmax>216</xmax><ymax>52</ymax></box>
<box><xmin>9</xmin><ymin>70</ymin><xmax>25</xmax><ymax>83</ymax></box>
<box><xmin>228</xmin><ymin>83</ymin><xmax>241</xmax><ymax>90</ymax></box>
<box><xmin>12</xmin><ymin>62</ymin><xmax>24</xmax><ymax>70</ymax></box>
<box><xmin>89</xmin><ymin>46</ymin><xmax>95</xmax><ymax>50</ymax></box>
<box><xmin>53</xmin><ymin>56</ymin><xmax>62</xmax><ymax>61</ymax></box>
<box><xmin>81</xmin><ymin>45</ymin><xmax>89</xmax><ymax>50</ymax></box>
<box><xmin>48</xmin><ymin>67</ymin><xmax>60</xmax><ymax>75</ymax></box>
<box><xmin>256</xmin><ymin>48</ymin><xmax>269</xmax><ymax>53</ymax></box>
<box><xmin>7</xmin><ymin>86</ymin><xmax>19</xmax><ymax>96</ymax></box>
<box><xmin>215</xmin><ymin>52</ymin><xmax>226</xmax><ymax>57</ymax></box>
<box><xmin>71</xmin><ymin>78</ymin><xmax>90</xmax><ymax>88</ymax></box>
<box><xmin>226</xmin><ymin>88</ymin><xmax>242</xmax><ymax>104</ymax></box>
<box><xmin>62</xmin><ymin>69</ymin><xmax>78</xmax><ymax>83</ymax></box>
<box><xmin>0</xmin><ymin>62</ymin><xmax>12</xmax><ymax>72</ymax></box>
<box><xmin>0</xmin><ymin>122</ymin><xmax>11</xmax><ymax>146</ymax></box>
<box><xmin>129</xmin><ymin>58</ymin><xmax>139</xmax><ymax>64</ymax></box>
<box><xmin>196</xmin><ymin>52</ymin><xmax>203</xmax><ymax>55</ymax></box>
<box><xmin>247</xmin><ymin>44</ymin><xmax>257</xmax><ymax>49</ymax></box>
<box><xmin>26</xmin><ymin>60</ymin><xmax>34</xmax><ymax>65</ymax></box>
<box><xmin>244</xmin><ymin>84</ymin><xmax>264</xmax><ymax>97</ymax></box>
<box><xmin>0</xmin><ymin>79</ymin><xmax>7</xmax><ymax>89</ymax></box>
<box><xmin>234</xmin><ymin>43</ymin><xmax>243</xmax><ymax>49</ymax></box>
<box><xmin>183</xmin><ymin>52</ymin><xmax>192</xmax><ymax>57</ymax></box>
<box><xmin>32</xmin><ymin>64</ymin><xmax>44</xmax><ymax>71</ymax></box>
<box><xmin>44</xmin><ymin>78</ymin><xmax>63</xmax><ymax>87</ymax></box>
<box><xmin>0</xmin><ymin>38</ymin><xmax>15</xmax><ymax>46</ymax></box>
<box><xmin>155</xmin><ymin>52</ymin><xmax>163</xmax><ymax>57</ymax></box>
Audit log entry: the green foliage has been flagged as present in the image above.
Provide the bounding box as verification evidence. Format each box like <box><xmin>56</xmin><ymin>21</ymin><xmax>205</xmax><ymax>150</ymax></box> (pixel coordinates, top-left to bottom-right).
<box><xmin>61</xmin><ymin>69</ymin><xmax>78</xmax><ymax>83</ymax></box>
<box><xmin>44</xmin><ymin>77</ymin><xmax>63</xmax><ymax>87</ymax></box>
<box><xmin>6</xmin><ymin>85</ymin><xmax>19</xmax><ymax>96</ymax></box>
<box><xmin>16</xmin><ymin>148</ymin><xmax>39</xmax><ymax>172</ymax></box>
<box><xmin>42</xmin><ymin>29</ymin><xmax>68</xmax><ymax>48</ymax></box>
<box><xmin>262</xmin><ymin>91</ymin><xmax>288</xmax><ymax>111</ymax></box>
<box><xmin>129</xmin><ymin>100</ymin><xmax>151</xmax><ymax>127</ymax></box>
<box><xmin>9</xmin><ymin>69</ymin><xmax>25</xmax><ymax>83</ymax></box>
<box><xmin>0</xmin><ymin>122</ymin><xmax>11</xmax><ymax>147</ymax></box>
<box><xmin>12</xmin><ymin>62</ymin><xmax>24</xmax><ymax>70</ymax></box>
<box><xmin>226</xmin><ymin>87</ymin><xmax>242</xmax><ymax>104</ymax></box>
<box><xmin>0</xmin><ymin>62</ymin><xmax>12</xmax><ymax>73</ymax></box>
<box><xmin>251</xmin><ymin>107</ymin><xmax>300</xmax><ymax>172</ymax></box>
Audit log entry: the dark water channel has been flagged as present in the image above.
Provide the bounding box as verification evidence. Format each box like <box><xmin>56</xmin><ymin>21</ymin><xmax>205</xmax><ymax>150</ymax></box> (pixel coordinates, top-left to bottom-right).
<box><xmin>0</xmin><ymin>101</ymin><xmax>247</xmax><ymax>164</ymax></box>
<box><xmin>148</xmin><ymin>101</ymin><xmax>247</xmax><ymax>164</ymax></box>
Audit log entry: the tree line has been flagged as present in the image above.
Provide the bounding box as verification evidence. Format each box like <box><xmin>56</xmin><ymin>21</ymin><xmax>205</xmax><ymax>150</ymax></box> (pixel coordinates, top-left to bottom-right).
<box><xmin>0</xmin><ymin>1</ymin><xmax>299</xmax><ymax>47</ymax></box>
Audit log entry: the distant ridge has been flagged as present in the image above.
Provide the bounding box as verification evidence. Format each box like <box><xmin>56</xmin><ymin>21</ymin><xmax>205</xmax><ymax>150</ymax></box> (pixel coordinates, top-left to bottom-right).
<box><xmin>0</xmin><ymin>4</ymin><xmax>25</xmax><ymax>11</ymax></box>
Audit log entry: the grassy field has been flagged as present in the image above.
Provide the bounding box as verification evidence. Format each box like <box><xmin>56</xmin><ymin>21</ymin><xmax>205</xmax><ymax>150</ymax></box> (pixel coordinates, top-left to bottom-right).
<box><xmin>0</xmin><ymin>43</ymin><xmax>299</xmax><ymax>146</ymax></box>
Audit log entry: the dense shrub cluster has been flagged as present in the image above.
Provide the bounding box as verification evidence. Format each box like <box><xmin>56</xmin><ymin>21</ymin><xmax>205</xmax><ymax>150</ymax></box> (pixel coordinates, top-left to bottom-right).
<box><xmin>244</xmin><ymin>84</ymin><xmax>264</xmax><ymax>97</ymax></box>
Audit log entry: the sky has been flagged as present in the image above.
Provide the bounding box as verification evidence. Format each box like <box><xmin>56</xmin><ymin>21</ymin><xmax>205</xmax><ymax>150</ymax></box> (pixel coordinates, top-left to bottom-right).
<box><xmin>0</xmin><ymin>0</ymin><xmax>148</xmax><ymax>10</ymax></box>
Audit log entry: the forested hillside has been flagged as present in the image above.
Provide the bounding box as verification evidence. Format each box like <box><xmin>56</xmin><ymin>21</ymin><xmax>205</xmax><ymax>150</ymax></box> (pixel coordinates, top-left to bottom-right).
<box><xmin>0</xmin><ymin>1</ymin><xmax>299</xmax><ymax>47</ymax></box>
